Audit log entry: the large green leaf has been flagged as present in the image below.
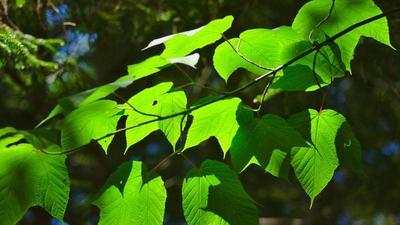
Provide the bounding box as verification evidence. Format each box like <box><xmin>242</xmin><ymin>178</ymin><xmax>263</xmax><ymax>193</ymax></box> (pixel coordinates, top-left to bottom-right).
<box><xmin>213</xmin><ymin>26</ymin><xmax>301</xmax><ymax>81</ymax></box>
<box><xmin>184</xmin><ymin>98</ymin><xmax>241</xmax><ymax>155</ymax></box>
<box><xmin>292</xmin><ymin>0</ymin><xmax>392</xmax><ymax>71</ymax></box>
<box><xmin>0</xmin><ymin>144</ymin><xmax>70</xmax><ymax>225</ymax></box>
<box><xmin>182</xmin><ymin>160</ymin><xmax>258</xmax><ymax>225</ymax></box>
<box><xmin>288</xmin><ymin>109</ymin><xmax>346</xmax><ymax>204</ymax></box>
<box><xmin>61</xmin><ymin>100</ymin><xmax>123</xmax><ymax>152</ymax></box>
<box><xmin>230</xmin><ymin>113</ymin><xmax>308</xmax><ymax>177</ymax></box>
<box><xmin>144</xmin><ymin>16</ymin><xmax>233</xmax><ymax>58</ymax></box>
<box><xmin>124</xmin><ymin>82</ymin><xmax>187</xmax><ymax>151</ymax></box>
<box><xmin>93</xmin><ymin>161</ymin><xmax>166</xmax><ymax>225</ymax></box>
<box><xmin>213</xmin><ymin>26</ymin><xmax>345</xmax><ymax>91</ymax></box>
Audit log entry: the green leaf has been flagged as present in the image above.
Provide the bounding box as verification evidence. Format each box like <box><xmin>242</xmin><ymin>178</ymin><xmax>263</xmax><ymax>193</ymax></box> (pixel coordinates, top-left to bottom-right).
<box><xmin>144</xmin><ymin>16</ymin><xmax>234</xmax><ymax>58</ymax></box>
<box><xmin>182</xmin><ymin>160</ymin><xmax>258</xmax><ymax>225</ymax></box>
<box><xmin>288</xmin><ymin>109</ymin><xmax>346</xmax><ymax>204</ymax></box>
<box><xmin>37</xmin><ymin>76</ymin><xmax>134</xmax><ymax>127</ymax></box>
<box><xmin>271</xmin><ymin>65</ymin><xmax>327</xmax><ymax>92</ymax></box>
<box><xmin>124</xmin><ymin>82</ymin><xmax>187</xmax><ymax>151</ymax></box>
<box><xmin>289</xmin><ymin>145</ymin><xmax>331</xmax><ymax>207</ymax></box>
<box><xmin>157</xmin><ymin>91</ymin><xmax>188</xmax><ymax>148</ymax></box>
<box><xmin>274</xmin><ymin>40</ymin><xmax>346</xmax><ymax>91</ymax></box>
<box><xmin>184</xmin><ymin>98</ymin><xmax>241</xmax><ymax>155</ymax></box>
<box><xmin>129</xmin><ymin>16</ymin><xmax>233</xmax><ymax>80</ymax></box>
<box><xmin>292</xmin><ymin>0</ymin><xmax>392</xmax><ymax>71</ymax></box>
<box><xmin>213</xmin><ymin>26</ymin><xmax>344</xmax><ymax>90</ymax></box>
<box><xmin>0</xmin><ymin>144</ymin><xmax>70</xmax><ymax>225</ymax></box>
<box><xmin>61</xmin><ymin>100</ymin><xmax>123</xmax><ymax>152</ymax></box>
<box><xmin>94</xmin><ymin>161</ymin><xmax>166</xmax><ymax>225</ymax></box>
<box><xmin>213</xmin><ymin>26</ymin><xmax>301</xmax><ymax>81</ymax></box>
<box><xmin>230</xmin><ymin>113</ymin><xmax>308</xmax><ymax>177</ymax></box>
<box><xmin>127</xmin><ymin>53</ymin><xmax>200</xmax><ymax>80</ymax></box>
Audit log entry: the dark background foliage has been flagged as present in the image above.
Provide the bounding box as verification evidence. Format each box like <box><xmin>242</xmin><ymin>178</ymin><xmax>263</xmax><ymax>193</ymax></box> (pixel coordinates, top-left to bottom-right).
<box><xmin>1</xmin><ymin>1</ymin><xmax>399</xmax><ymax>225</ymax></box>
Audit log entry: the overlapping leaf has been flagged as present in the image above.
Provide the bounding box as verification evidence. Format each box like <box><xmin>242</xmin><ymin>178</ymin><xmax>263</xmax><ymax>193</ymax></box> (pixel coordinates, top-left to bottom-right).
<box><xmin>230</xmin><ymin>112</ymin><xmax>308</xmax><ymax>177</ymax></box>
<box><xmin>288</xmin><ymin>109</ymin><xmax>360</xmax><ymax>204</ymax></box>
<box><xmin>292</xmin><ymin>0</ymin><xmax>392</xmax><ymax>71</ymax></box>
<box><xmin>213</xmin><ymin>26</ymin><xmax>345</xmax><ymax>91</ymax></box>
<box><xmin>182</xmin><ymin>160</ymin><xmax>258</xmax><ymax>225</ymax></box>
<box><xmin>145</xmin><ymin>16</ymin><xmax>234</xmax><ymax>58</ymax></box>
<box><xmin>184</xmin><ymin>98</ymin><xmax>241</xmax><ymax>155</ymax></box>
<box><xmin>93</xmin><ymin>161</ymin><xmax>166</xmax><ymax>225</ymax></box>
<box><xmin>213</xmin><ymin>26</ymin><xmax>301</xmax><ymax>81</ymax></box>
<box><xmin>127</xmin><ymin>16</ymin><xmax>233</xmax><ymax>80</ymax></box>
<box><xmin>272</xmin><ymin>40</ymin><xmax>346</xmax><ymax>91</ymax></box>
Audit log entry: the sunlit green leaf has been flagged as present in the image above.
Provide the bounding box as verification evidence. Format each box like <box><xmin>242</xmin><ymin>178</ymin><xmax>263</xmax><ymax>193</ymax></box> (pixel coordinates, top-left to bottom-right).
<box><xmin>184</xmin><ymin>98</ymin><xmax>241</xmax><ymax>155</ymax></box>
<box><xmin>127</xmin><ymin>54</ymin><xmax>200</xmax><ymax>80</ymax></box>
<box><xmin>288</xmin><ymin>109</ymin><xmax>346</xmax><ymax>204</ymax></box>
<box><xmin>124</xmin><ymin>82</ymin><xmax>187</xmax><ymax>151</ymax></box>
<box><xmin>61</xmin><ymin>100</ymin><xmax>123</xmax><ymax>152</ymax></box>
<box><xmin>213</xmin><ymin>26</ymin><xmax>345</xmax><ymax>91</ymax></box>
<box><xmin>213</xmin><ymin>26</ymin><xmax>301</xmax><ymax>81</ymax></box>
<box><xmin>182</xmin><ymin>160</ymin><xmax>258</xmax><ymax>225</ymax></box>
<box><xmin>292</xmin><ymin>0</ymin><xmax>392</xmax><ymax>71</ymax></box>
<box><xmin>230</xmin><ymin>112</ymin><xmax>308</xmax><ymax>177</ymax></box>
<box><xmin>144</xmin><ymin>16</ymin><xmax>234</xmax><ymax>58</ymax></box>
<box><xmin>158</xmin><ymin>91</ymin><xmax>188</xmax><ymax>149</ymax></box>
<box><xmin>94</xmin><ymin>161</ymin><xmax>166</xmax><ymax>225</ymax></box>
<box><xmin>0</xmin><ymin>144</ymin><xmax>69</xmax><ymax>225</ymax></box>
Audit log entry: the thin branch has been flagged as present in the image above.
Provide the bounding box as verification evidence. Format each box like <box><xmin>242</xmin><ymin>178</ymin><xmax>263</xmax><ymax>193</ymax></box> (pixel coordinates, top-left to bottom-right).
<box><xmin>111</xmin><ymin>92</ymin><xmax>161</xmax><ymax>118</ymax></box>
<box><xmin>148</xmin><ymin>114</ymin><xmax>188</xmax><ymax>174</ymax></box>
<box><xmin>180</xmin><ymin>153</ymin><xmax>198</xmax><ymax>169</ymax></box>
<box><xmin>309</xmin><ymin>0</ymin><xmax>336</xmax><ymax>42</ymax></box>
<box><xmin>312</xmin><ymin>48</ymin><xmax>323</xmax><ymax>90</ymax></box>
<box><xmin>39</xmin><ymin>8</ymin><xmax>400</xmax><ymax>156</ymax></box>
<box><xmin>255</xmin><ymin>73</ymin><xmax>276</xmax><ymax>116</ymax></box>
<box><xmin>172</xmin><ymin>82</ymin><xmax>229</xmax><ymax>95</ymax></box>
<box><xmin>192</xmin><ymin>83</ymin><xmax>229</xmax><ymax>95</ymax></box>
<box><xmin>174</xmin><ymin>64</ymin><xmax>194</xmax><ymax>83</ymax></box>
<box><xmin>222</xmin><ymin>35</ymin><xmax>273</xmax><ymax>71</ymax></box>
<box><xmin>173</xmin><ymin>63</ymin><xmax>228</xmax><ymax>94</ymax></box>
<box><xmin>148</xmin><ymin>150</ymin><xmax>179</xmax><ymax>174</ymax></box>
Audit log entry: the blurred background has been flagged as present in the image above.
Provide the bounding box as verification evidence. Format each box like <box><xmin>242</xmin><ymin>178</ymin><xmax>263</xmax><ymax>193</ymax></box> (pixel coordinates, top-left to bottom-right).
<box><xmin>0</xmin><ymin>0</ymin><xmax>399</xmax><ymax>225</ymax></box>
